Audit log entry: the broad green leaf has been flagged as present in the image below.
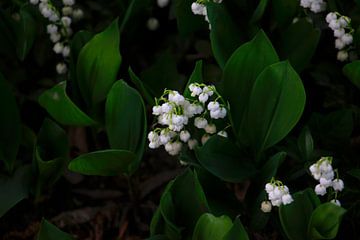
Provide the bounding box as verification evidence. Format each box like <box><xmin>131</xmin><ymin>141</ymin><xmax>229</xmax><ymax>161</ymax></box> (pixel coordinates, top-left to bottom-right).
<box><xmin>207</xmin><ymin>2</ymin><xmax>245</xmax><ymax>68</ymax></box>
<box><xmin>33</xmin><ymin>119</ymin><xmax>69</xmax><ymax>196</ymax></box>
<box><xmin>175</xmin><ymin>0</ymin><xmax>206</xmax><ymax>36</ymax></box>
<box><xmin>347</xmin><ymin>169</ymin><xmax>360</xmax><ymax>181</ymax></box>
<box><xmin>0</xmin><ymin>73</ymin><xmax>21</xmax><ymax>173</ymax></box>
<box><xmin>223</xmin><ymin>30</ymin><xmax>279</xmax><ymax>143</ymax></box>
<box><xmin>195</xmin><ymin>136</ymin><xmax>257</xmax><ymax>182</ymax></box>
<box><xmin>119</xmin><ymin>0</ymin><xmax>153</xmax><ymax>33</ymax></box>
<box><xmin>129</xmin><ymin>67</ymin><xmax>155</xmax><ymax>105</ymax></box>
<box><xmin>154</xmin><ymin>169</ymin><xmax>209</xmax><ymax>239</ymax></box>
<box><xmin>140</xmin><ymin>51</ymin><xmax>185</xmax><ymax>97</ymax></box>
<box><xmin>68</xmin><ymin>150</ymin><xmax>135</xmax><ymax>176</ymax></box>
<box><xmin>39</xmin><ymin>81</ymin><xmax>96</xmax><ymax>126</ymax></box>
<box><xmin>250</xmin><ymin>0</ymin><xmax>269</xmax><ymax>24</ymax></box>
<box><xmin>0</xmin><ymin>165</ymin><xmax>32</xmax><ymax>217</ymax></box>
<box><xmin>69</xmin><ymin>30</ymin><xmax>94</xmax><ymax>103</ymax></box>
<box><xmin>278</xmin><ymin>19</ymin><xmax>321</xmax><ymax>72</ymax></box>
<box><xmin>297</xmin><ymin>127</ymin><xmax>314</xmax><ymax>162</ymax></box>
<box><xmin>192</xmin><ymin>213</ymin><xmax>233</xmax><ymax>240</ymax></box>
<box><xmin>247</xmin><ymin>61</ymin><xmax>306</xmax><ymax>155</ymax></box>
<box><xmin>271</xmin><ymin>0</ymin><xmax>299</xmax><ymax>27</ymax></box>
<box><xmin>279</xmin><ymin>189</ymin><xmax>320</xmax><ymax>240</ymax></box>
<box><xmin>343</xmin><ymin>60</ymin><xmax>360</xmax><ymax>90</ymax></box>
<box><xmin>183</xmin><ymin>60</ymin><xmax>203</xmax><ymax>98</ymax></box>
<box><xmin>77</xmin><ymin>18</ymin><xmax>121</xmax><ymax>106</ymax></box>
<box><xmin>105</xmin><ymin>80</ymin><xmax>146</xmax><ymax>174</ymax></box>
<box><xmin>308</xmin><ymin>203</ymin><xmax>346</xmax><ymax>239</ymax></box>
<box><xmin>37</xmin><ymin>219</ymin><xmax>74</xmax><ymax>240</ymax></box>
<box><xmin>223</xmin><ymin>217</ymin><xmax>249</xmax><ymax>240</ymax></box>
<box><xmin>15</xmin><ymin>8</ymin><xmax>36</xmax><ymax>61</ymax></box>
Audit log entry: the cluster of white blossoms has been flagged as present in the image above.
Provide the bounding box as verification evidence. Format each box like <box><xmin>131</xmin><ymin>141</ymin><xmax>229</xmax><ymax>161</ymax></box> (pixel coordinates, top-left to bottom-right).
<box><xmin>300</xmin><ymin>0</ymin><xmax>326</xmax><ymax>13</ymax></box>
<box><xmin>29</xmin><ymin>0</ymin><xmax>84</xmax><ymax>74</ymax></box>
<box><xmin>326</xmin><ymin>12</ymin><xmax>354</xmax><ymax>62</ymax></box>
<box><xmin>261</xmin><ymin>179</ymin><xmax>294</xmax><ymax>212</ymax></box>
<box><xmin>148</xmin><ymin>83</ymin><xmax>229</xmax><ymax>156</ymax></box>
<box><xmin>309</xmin><ymin>157</ymin><xmax>344</xmax><ymax>206</ymax></box>
<box><xmin>191</xmin><ymin>0</ymin><xmax>223</xmax><ymax>29</ymax></box>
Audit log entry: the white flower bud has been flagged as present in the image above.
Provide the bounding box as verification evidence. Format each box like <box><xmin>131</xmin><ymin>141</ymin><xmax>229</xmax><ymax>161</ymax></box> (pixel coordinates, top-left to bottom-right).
<box><xmin>56</xmin><ymin>62</ymin><xmax>67</xmax><ymax>74</ymax></box>
<box><xmin>63</xmin><ymin>0</ymin><xmax>75</xmax><ymax>6</ymax></box>
<box><xmin>326</xmin><ymin>12</ymin><xmax>337</xmax><ymax>24</ymax></box>
<box><xmin>194</xmin><ymin>117</ymin><xmax>208</xmax><ymax>129</ymax></box>
<box><xmin>157</xmin><ymin>0</ymin><xmax>170</xmax><ymax>8</ymax></box>
<box><xmin>261</xmin><ymin>201</ymin><xmax>272</xmax><ymax>213</ymax></box>
<box><xmin>265</xmin><ymin>183</ymin><xmax>274</xmax><ymax>193</ymax></box>
<box><xmin>198</xmin><ymin>92</ymin><xmax>209</xmax><ymax>103</ymax></box>
<box><xmin>180</xmin><ymin>130</ymin><xmax>191</xmax><ymax>142</ymax></box>
<box><xmin>188</xmin><ymin>139</ymin><xmax>198</xmax><ymax>150</ymax></box>
<box><xmin>315</xmin><ymin>184</ymin><xmax>327</xmax><ymax>196</ymax></box>
<box><xmin>30</xmin><ymin>0</ymin><xmax>39</xmax><ymax>4</ymax></box>
<box><xmin>61</xmin><ymin>16</ymin><xmax>72</xmax><ymax>27</ymax></box>
<box><xmin>50</xmin><ymin>32</ymin><xmax>61</xmax><ymax>43</ymax></box>
<box><xmin>335</xmin><ymin>38</ymin><xmax>345</xmax><ymax>50</ymax></box>
<box><xmin>147</xmin><ymin>17</ymin><xmax>159</xmax><ymax>31</ymax></box>
<box><xmin>337</xmin><ymin>50</ymin><xmax>349</xmax><ymax>62</ymax></box>
<box><xmin>282</xmin><ymin>194</ymin><xmax>294</xmax><ymax>205</ymax></box>
<box><xmin>320</xmin><ymin>177</ymin><xmax>332</xmax><ymax>188</ymax></box>
<box><xmin>53</xmin><ymin>42</ymin><xmax>64</xmax><ymax>54</ymax></box>
<box><xmin>332</xmin><ymin>179</ymin><xmax>344</xmax><ymax>192</ymax></box>
<box><xmin>207</xmin><ymin>101</ymin><xmax>220</xmax><ymax>111</ymax></box>
<box><xmin>191</xmin><ymin>2</ymin><xmax>206</xmax><ymax>15</ymax></box>
<box><xmin>329</xmin><ymin>20</ymin><xmax>341</xmax><ymax>30</ymax></box>
<box><xmin>341</xmin><ymin>33</ymin><xmax>353</xmax><ymax>45</ymax></box>
<box><xmin>152</xmin><ymin>105</ymin><xmax>163</xmax><ymax>115</ymax></box>
<box><xmin>62</xmin><ymin>6</ymin><xmax>73</xmax><ymax>16</ymax></box>
<box><xmin>205</xmin><ymin>123</ymin><xmax>216</xmax><ymax>134</ymax></box>
<box><xmin>334</xmin><ymin>29</ymin><xmax>345</xmax><ymax>38</ymax></box>
<box><xmin>72</xmin><ymin>9</ymin><xmax>84</xmax><ymax>20</ymax></box>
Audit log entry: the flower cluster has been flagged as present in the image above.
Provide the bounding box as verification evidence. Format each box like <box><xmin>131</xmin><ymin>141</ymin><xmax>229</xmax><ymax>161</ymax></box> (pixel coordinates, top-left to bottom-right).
<box><xmin>300</xmin><ymin>0</ymin><xmax>327</xmax><ymax>13</ymax></box>
<box><xmin>29</xmin><ymin>0</ymin><xmax>84</xmax><ymax>74</ymax></box>
<box><xmin>262</xmin><ymin>178</ymin><xmax>294</xmax><ymax>212</ymax></box>
<box><xmin>326</xmin><ymin>12</ymin><xmax>354</xmax><ymax>61</ymax></box>
<box><xmin>148</xmin><ymin>83</ymin><xmax>229</xmax><ymax>156</ymax></box>
<box><xmin>309</xmin><ymin>157</ymin><xmax>344</xmax><ymax>206</ymax></box>
<box><xmin>191</xmin><ymin>0</ymin><xmax>223</xmax><ymax>29</ymax></box>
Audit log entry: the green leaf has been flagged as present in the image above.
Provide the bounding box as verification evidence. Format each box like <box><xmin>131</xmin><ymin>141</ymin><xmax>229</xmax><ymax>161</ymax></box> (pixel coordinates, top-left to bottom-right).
<box><xmin>297</xmin><ymin>127</ymin><xmax>314</xmax><ymax>162</ymax></box>
<box><xmin>343</xmin><ymin>60</ymin><xmax>360</xmax><ymax>90</ymax></box>
<box><xmin>250</xmin><ymin>0</ymin><xmax>270</xmax><ymax>24</ymax></box>
<box><xmin>223</xmin><ymin>217</ymin><xmax>249</xmax><ymax>240</ymax></box>
<box><xmin>77</xmin><ymin>18</ymin><xmax>121</xmax><ymax>106</ymax></box>
<box><xmin>105</xmin><ymin>80</ymin><xmax>147</xmax><ymax>174</ymax></box>
<box><xmin>183</xmin><ymin>60</ymin><xmax>203</xmax><ymax>98</ymax></box>
<box><xmin>0</xmin><ymin>165</ymin><xmax>32</xmax><ymax>217</ymax></box>
<box><xmin>207</xmin><ymin>2</ymin><xmax>245</xmax><ymax>68</ymax></box>
<box><xmin>279</xmin><ymin>189</ymin><xmax>320</xmax><ymax>240</ymax></box>
<box><xmin>223</xmin><ymin>30</ymin><xmax>279</xmax><ymax>143</ymax></box>
<box><xmin>129</xmin><ymin>67</ymin><xmax>155</xmax><ymax>105</ymax></box>
<box><xmin>195</xmin><ymin>136</ymin><xmax>257</xmax><ymax>183</ymax></box>
<box><xmin>258</xmin><ymin>152</ymin><xmax>286</xmax><ymax>183</ymax></box>
<box><xmin>33</xmin><ymin>119</ymin><xmax>69</xmax><ymax>196</ymax></box>
<box><xmin>278</xmin><ymin>19</ymin><xmax>321</xmax><ymax>72</ymax></box>
<box><xmin>247</xmin><ymin>61</ymin><xmax>306</xmax><ymax>155</ymax></box>
<box><xmin>175</xmin><ymin>0</ymin><xmax>206</xmax><ymax>36</ymax></box>
<box><xmin>154</xmin><ymin>169</ymin><xmax>209</xmax><ymax>239</ymax></box>
<box><xmin>68</xmin><ymin>150</ymin><xmax>135</xmax><ymax>176</ymax></box>
<box><xmin>271</xmin><ymin>0</ymin><xmax>299</xmax><ymax>27</ymax></box>
<box><xmin>140</xmin><ymin>51</ymin><xmax>185</xmax><ymax>97</ymax></box>
<box><xmin>15</xmin><ymin>8</ymin><xmax>36</xmax><ymax>61</ymax></box>
<box><xmin>39</xmin><ymin>81</ymin><xmax>96</xmax><ymax>126</ymax></box>
<box><xmin>308</xmin><ymin>203</ymin><xmax>346</xmax><ymax>239</ymax></box>
<box><xmin>192</xmin><ymin>213</ymin><xmax>233</xmax><ymax>240</ymax></box>
<box><xmin>0</xmin><ymin>72</ymin><xmax>21</xmax><ymax>173</ymax></box>
<box><xmin>37</xmin><ymin>219</ymin><xmax>74</xmax><ymax>240</ymax></box>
